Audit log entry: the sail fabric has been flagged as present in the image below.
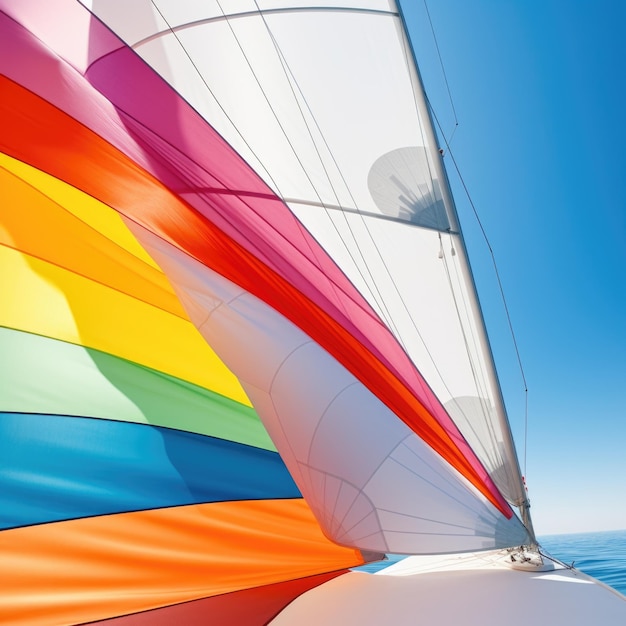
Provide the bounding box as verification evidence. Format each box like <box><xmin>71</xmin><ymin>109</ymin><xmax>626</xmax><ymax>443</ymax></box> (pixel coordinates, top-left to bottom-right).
<box><xmin>0</xmin><ymin>0</ymin><xmax>512</xmax><ymax>517</ymax></box>
<box><xmin>70</xmin><ymin>0</ymin><xmax>528</xmax><ymax>508</ymax></box>
<box><xmin>1</xmin><ymin>1</ymin><xmax>532</xmax><ymax>623</ymax></box>
<box><xmin>0</xmin><ymin>0</ymin><xmax>518</xmax><ymax>518</ymax></box>
<box><xmin>2</xmin><ymin>502</ymin><xmax>356</xmax><ymax>625</ymax></box>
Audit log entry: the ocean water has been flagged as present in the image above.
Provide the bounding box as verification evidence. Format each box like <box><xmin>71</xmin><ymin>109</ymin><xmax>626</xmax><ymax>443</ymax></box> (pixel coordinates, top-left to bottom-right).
<box><xmin>358</xmin><ymin>529</ymin><xmax>626</xmax><ymax>596</ymax></box>
<box><xmin>540</xmin><ymin>529</ymin><xmax>626</xmax><ymax>595</ymax></box>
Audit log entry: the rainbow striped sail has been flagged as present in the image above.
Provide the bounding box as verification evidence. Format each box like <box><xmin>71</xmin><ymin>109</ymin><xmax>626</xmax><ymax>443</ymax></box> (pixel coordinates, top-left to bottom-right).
<box><xmin>1</xmin><ymin>1</ymin><xmax>532</xmax><ymax>624</ymax></box>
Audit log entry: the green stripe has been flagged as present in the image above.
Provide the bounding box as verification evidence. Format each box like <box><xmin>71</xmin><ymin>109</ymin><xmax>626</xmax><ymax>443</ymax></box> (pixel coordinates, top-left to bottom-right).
<box><xmin>0</xmin><ymin>327</ymin><xmax>275</xmax><ymax>451</ymax></box>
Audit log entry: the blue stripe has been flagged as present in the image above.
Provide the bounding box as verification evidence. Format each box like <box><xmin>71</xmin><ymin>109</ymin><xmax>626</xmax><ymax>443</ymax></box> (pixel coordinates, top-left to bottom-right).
<box><xmin>0</xmin><ymin>412</ymin><xmax>300</xmax><ymax>529</ymax></box>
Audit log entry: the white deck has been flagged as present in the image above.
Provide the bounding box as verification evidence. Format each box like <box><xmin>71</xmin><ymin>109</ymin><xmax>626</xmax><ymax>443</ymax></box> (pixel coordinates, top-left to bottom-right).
<box><xmin>270</xmin><ymin>551</ymin><xmax>626</xmax><ymax>625</ymax></box>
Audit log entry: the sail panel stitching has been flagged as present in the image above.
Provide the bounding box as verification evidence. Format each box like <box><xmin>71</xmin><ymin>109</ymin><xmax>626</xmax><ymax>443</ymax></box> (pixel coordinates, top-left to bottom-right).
<box><xmin>131</xmin><ymin>7</ymin><xmax>398</xmax><ymax>50</ymax></box>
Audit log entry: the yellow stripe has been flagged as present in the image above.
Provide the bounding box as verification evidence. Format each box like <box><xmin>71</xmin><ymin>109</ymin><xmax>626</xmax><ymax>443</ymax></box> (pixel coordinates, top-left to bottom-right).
<box><xmin>1</xmin><ymin>152</ymin><xmax>159</xmax><ymax>268</ymax></box>
<box><xmin>1</xmin><ymin>158</ymin><xmax>183</xmax><ymax>318</ymax></box>
<box><xmin>0</xmin><ymin>157</ymin><xmax>250</xmax><ymax>406</ymax></box>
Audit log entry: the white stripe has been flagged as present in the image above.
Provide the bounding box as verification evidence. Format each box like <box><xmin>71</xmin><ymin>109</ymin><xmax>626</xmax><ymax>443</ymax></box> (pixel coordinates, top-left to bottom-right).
<box><xmin>129</xmin><ymin>222</ymin><xmax>530</xmax><ymax>554</ymax></box>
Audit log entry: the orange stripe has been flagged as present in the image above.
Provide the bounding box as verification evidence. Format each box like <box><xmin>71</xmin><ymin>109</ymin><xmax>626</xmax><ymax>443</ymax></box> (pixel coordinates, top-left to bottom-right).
<box><xmin>0</xmin><ymin>162</ymin><xmax>184</xmax><ymax>317</ymax></box>
<box><xmin>0</xmin><ymin>75</ymin><xmax>508</xmax><ymax>516</ymax></box>
<box><xmin>0</xmin><ymin>500</ymin><xmax>363</xmax><ymax>626</ymax></box>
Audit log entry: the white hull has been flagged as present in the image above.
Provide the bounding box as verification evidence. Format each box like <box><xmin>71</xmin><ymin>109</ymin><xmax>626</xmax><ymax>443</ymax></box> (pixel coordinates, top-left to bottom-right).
<box><xmin>270</xmin><ymin>551</ymin><xmax>626</xmax><ymax>625</ymax></box>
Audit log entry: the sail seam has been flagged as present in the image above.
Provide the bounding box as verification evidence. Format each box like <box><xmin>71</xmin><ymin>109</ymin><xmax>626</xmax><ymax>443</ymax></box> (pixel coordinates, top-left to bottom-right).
<box><xmin>143</xmin><ymin>1</ymin><xmax>283</xmax><ymax>193</ymax></box>
<box><xmin>390</xmin><ymin>442</ymin><xmax>496</xmax><ymax>516</ymax></box>
<box><xmin>284</xmin><ymin>197</ymin><xmax>460</xmax><ymax>232</ymax></box>
<box><xmin>422</xmin><ymin>0</ymin><xmax>459</xmax><ymax>143</ymax></box>
<box><xmin>0</xmin><ymin>239</ymin><xmax>190</xmax><ymax>323</ymax></box>
<box><xmin>294</xmin><ymin>459</ymin><xmax>388</xmax><ymax>552</ymax></box>
<box><xmin>131</xmin><ymin>7</ymin><xmax>399</xmax><ymax>50</ymax></box>
<box><xmin>0</xmin><ymin>497</ymin><xmax>304</xmax><ymax>534</ymax></box>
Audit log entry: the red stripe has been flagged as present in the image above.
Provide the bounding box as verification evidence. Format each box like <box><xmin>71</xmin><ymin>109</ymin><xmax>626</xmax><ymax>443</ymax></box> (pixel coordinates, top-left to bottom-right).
<box><xmin>87</xmin><ymin>571</ymin><xmax>347</xmax><ymax>626</ymax></box>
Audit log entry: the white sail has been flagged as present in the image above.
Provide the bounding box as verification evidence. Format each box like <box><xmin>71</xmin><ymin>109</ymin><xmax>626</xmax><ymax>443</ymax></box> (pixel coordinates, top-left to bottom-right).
<box><xmin>127</xmin><ymin>223</ymin><xmax>529</xmax><ymax>553</ymax></box>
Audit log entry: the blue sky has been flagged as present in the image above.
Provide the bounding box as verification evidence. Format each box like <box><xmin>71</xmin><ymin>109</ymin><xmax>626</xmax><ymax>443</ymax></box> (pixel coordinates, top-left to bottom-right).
<box><xmin>403</xmin><ymin>1</ymin><xmax>626</xmax><ymax>535</ymax></box>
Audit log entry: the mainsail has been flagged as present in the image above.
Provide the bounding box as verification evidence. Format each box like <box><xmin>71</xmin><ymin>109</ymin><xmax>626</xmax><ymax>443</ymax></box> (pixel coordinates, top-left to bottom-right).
<box><xmin>2</xmin><ymin>1</ymin><xmax>534</xmax><ymax>624</ymax></box>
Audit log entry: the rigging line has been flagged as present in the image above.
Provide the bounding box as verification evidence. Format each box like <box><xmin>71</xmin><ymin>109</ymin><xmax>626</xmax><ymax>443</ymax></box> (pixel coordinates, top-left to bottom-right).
<box><xmin>524</xmin><ymin>388</ymin><xmax>528</xmax><ymax>479</ymax></box>
<box><xmin>145</xmin><ymin>1</ymin><xmax>389</xmax><ymax>327</ymax></box>
<box><xmin>244</xmin><ymin>0</ymin><xmax>404</xmax><ymax>339</ymax></box>
<box><xmin>246</xmin><ymin>4</ymin><xmax>404</xmax><ymax>335</ymax></box>
<box><xmin>450</xmin><ymin>143</ymin><xmax>528</xmax><ymax>396</ymax></box>
<box><xmin>147</xmin><ymin>1</ymin><xmax>282</xmax><ymax>195</ymax></box>
<box><xmin>439</xmin><ymin>236</ymin><xmax>502</xmax><ymax>450</ymax></box>
<box><xmin>444</xmin><ymin>231</ymin><xmax>495</xmax><ymax>406</ymax></box>
<box><xmin>398</xmin><ymin>435</ymin><xmax>501</xmax><ymax>507</ymax></box>
<box><xmin>537</xmin><ymin>548</ymin><xmax>574</xmax><ymax>570</ymax></box>
<box><xmin>428</xmin><ymin>99</ymin><xmax>530</xmax><ymax>470</ymax></box>
<box><xmin>423</xmin><ymin>0</ymin><xmax>459</xmax><ymax>144</ymax></box>
<box><xmin>250</xmin><ymin>6</ymin><xmax>457</xmax><ymax>422</ymax></box>
<box><xmin>391</xmin><ymin>4</ymin><xmax>476</xmax><ymax>404</ymax></box>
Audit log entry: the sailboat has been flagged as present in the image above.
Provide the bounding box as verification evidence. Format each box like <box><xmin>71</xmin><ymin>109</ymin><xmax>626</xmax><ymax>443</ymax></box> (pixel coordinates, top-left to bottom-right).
<box><xmin>1</xmin><ymin>0</ymin><xmax>624</xmax><ymax>624</ymax></box>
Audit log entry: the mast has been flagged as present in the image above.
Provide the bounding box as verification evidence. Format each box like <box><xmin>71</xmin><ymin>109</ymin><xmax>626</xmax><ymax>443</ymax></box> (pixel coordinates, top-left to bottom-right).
<box><xmin>395</xmin><ymin>0</ymin><xmax>536</xmax><ymax>544</ymax></box>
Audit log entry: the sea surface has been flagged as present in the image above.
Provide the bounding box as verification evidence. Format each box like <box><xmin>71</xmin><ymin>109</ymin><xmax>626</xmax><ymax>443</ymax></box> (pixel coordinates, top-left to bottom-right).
<box><xmin>540</xmin><ymin>529</ymin><xmax>626</xmax><ymax>595</ymax></box>
<box><xmin>357</xmin><ymin>529</ymin><xmax>626</xmax><ymax>596</ymax></box>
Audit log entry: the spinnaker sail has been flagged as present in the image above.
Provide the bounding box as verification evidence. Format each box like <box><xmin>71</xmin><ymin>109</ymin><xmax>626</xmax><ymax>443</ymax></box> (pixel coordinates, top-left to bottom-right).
<box><xmin>1</xmin><ymin>1</ymin><xmax>539</xmax><ymax>624</ymax></box>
